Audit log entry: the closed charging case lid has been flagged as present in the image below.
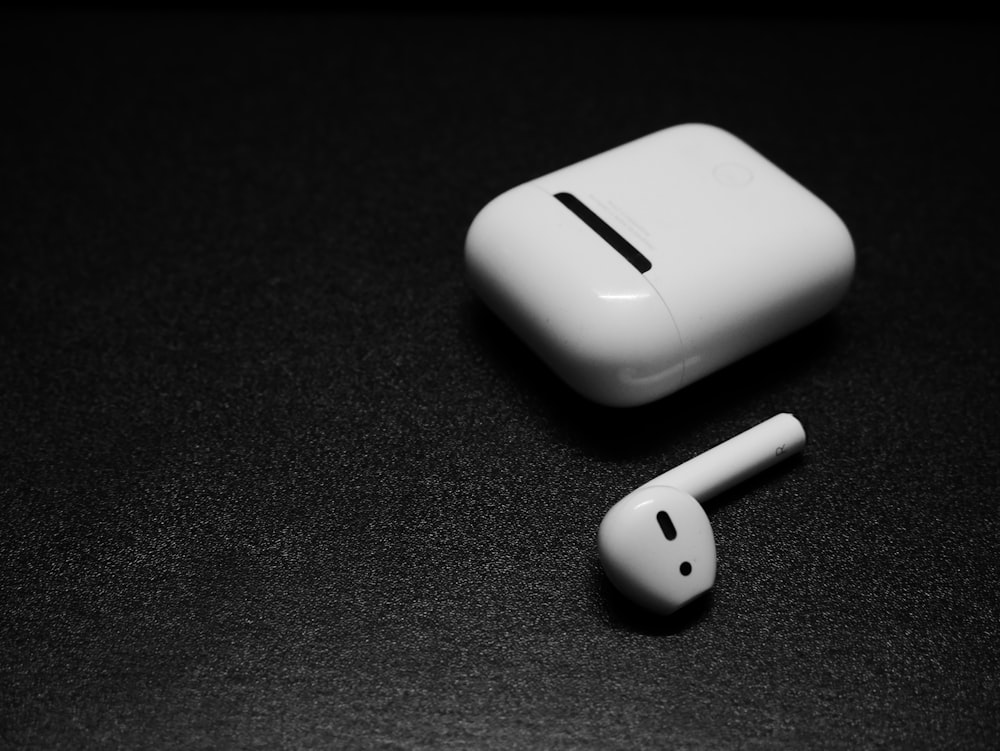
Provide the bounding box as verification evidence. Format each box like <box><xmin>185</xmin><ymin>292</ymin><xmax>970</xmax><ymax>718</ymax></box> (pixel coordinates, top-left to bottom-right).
<box><xmin>466</xmin><ymin>182</ymin><xmax>684</xmax><ymax>406</ymax></box>
<box><xmin>465</xmin><ymin>123</ymin><xmax>854</xmax><ymax>407</ymax></box>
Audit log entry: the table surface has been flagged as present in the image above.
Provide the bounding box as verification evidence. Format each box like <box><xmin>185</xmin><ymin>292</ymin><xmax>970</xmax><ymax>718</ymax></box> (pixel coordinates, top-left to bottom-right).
<box><xmin>2</xmin><ymin>11</ymin><xmax>998</xmax><ymax>750</ymax></box>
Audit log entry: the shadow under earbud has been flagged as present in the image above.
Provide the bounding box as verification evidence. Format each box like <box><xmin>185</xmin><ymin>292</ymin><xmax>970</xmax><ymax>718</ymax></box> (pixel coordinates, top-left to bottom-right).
<box><xmin>701</xmin><ymin>450</ymin><xmax>808</xmax><ymax>517</ymax></box>
<box><xmin>595</xmin><ymin>566</ymin><xmax>714</xmax><ymax>635</ymax></box>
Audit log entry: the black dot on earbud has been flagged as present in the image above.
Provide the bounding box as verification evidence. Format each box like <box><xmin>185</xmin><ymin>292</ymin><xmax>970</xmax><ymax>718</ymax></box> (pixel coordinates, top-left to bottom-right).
<box><xmin>680</xmin><ymin>562</ymin><xmax>692</xmax><ymax>576</ymax></box>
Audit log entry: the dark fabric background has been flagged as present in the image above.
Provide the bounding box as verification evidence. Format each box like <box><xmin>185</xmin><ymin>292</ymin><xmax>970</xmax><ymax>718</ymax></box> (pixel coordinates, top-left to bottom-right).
<box><xmin>2</xmin><ymin>11</ymin><xmax>998</xmax><ymax>750</ymax></box>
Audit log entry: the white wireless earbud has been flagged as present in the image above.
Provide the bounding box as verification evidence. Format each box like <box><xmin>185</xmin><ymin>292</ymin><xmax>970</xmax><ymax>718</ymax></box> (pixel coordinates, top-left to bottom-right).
<box><xmin>597</xmin><ymin>413</ymin><xmax>806</xmax><ymax>615</ymax></box>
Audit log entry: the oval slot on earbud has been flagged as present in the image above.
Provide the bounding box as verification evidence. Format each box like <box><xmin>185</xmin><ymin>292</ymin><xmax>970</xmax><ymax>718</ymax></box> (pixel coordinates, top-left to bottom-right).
<box><xmin>656</xmin><ymin>510</ymin><xmax>677</xmax><ymax>540</ymax></box>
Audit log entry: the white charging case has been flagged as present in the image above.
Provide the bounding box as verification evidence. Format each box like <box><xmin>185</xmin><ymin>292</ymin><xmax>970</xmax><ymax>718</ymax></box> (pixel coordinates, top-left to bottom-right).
<box><xmin>465</xmin><ymin>123</ymin><xmax>855</xmax><ymax>407</ymax></box>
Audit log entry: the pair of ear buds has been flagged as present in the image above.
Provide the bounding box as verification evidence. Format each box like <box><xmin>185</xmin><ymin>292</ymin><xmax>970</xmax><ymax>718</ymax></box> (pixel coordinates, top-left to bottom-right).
<box><xmin>598</xmin><ymin>413</ymin><xmax>806</xmax><ymax>615</ymax></box>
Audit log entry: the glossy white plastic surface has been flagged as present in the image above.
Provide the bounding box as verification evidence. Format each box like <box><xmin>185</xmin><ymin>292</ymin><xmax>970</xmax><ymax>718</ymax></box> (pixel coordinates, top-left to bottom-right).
<box><xmin>598</xmin><ymin>413</ymin><xmax>806</xmax><ymax>615</ymax></box>
<box><xmin>598</xmin><ymin>486</ymin><xmax>716</xmax><ymax>615</ymax></box>
<box><xmin>640</xmin><ymin>413</ymin><xmax>806</xmax><ymax>501</ymax></box>
<box><xmin>465</xmin><ymin>123</ymin><xmax>855</xmax><ymax>407</ymax></box>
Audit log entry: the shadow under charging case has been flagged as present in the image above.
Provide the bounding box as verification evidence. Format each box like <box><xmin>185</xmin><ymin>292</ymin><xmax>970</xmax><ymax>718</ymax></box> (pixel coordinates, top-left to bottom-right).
<box><xmin>465</xmin><ymin>123</ymin><xmax>855</xmax><ymax>407</ymax></box>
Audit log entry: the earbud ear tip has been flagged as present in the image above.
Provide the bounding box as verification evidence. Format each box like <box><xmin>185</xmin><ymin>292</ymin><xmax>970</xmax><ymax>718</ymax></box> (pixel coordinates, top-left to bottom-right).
<box><xmin>598</xmin><ymin>486</ymin><xmax>717</xmax><ymax>616</ymax></box>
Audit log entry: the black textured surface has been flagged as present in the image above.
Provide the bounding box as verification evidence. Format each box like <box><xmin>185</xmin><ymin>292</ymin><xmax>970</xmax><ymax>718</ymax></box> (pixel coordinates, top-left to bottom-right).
<box><xmin>2</xmin><ymin>11</ymin><xmax>998</xmax><ymax>750</ymax></box>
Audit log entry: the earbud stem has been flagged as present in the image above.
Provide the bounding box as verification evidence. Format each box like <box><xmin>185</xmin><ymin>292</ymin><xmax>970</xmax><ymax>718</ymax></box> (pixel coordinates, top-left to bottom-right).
<box><xmin>639</xmin><ymin>413</ymin><xmax>806</xmax><ymax>503</ymax></box>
